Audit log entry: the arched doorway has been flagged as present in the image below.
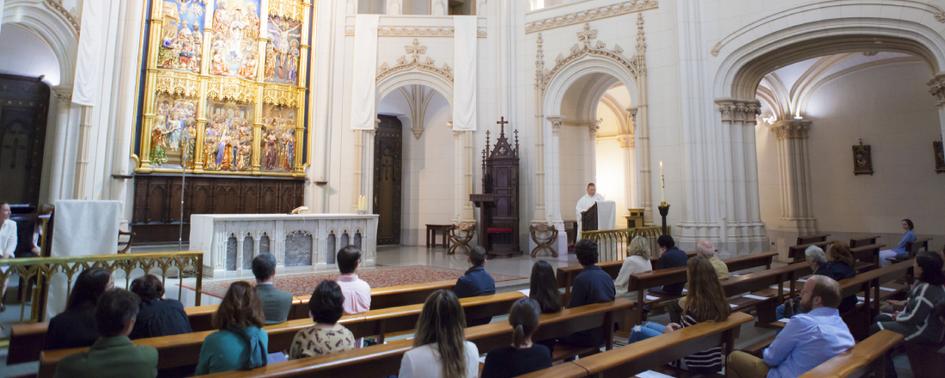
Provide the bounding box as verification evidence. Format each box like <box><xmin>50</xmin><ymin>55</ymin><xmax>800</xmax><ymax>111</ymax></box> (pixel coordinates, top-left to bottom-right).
<box><xmin>374</xmin><ymin>84</ymin><xmax>454</xmax><ymax>246</ymax></box>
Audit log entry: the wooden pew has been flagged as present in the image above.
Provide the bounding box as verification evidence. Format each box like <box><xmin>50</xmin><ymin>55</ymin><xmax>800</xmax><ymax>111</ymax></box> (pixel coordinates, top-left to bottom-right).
<box><xmin>9</xmin><ymin>278</ymin><xmax>457</xmax><ymax>365</ymax></box>
<box><xmin>789</xmin><ymin>241</ymin><xmax>832</xmax><ymax>263</ymax></box>
<box><xmin>194</xmin><ymin>298</ymin><xmax>636</xmax><ymax>377</ymax></box>
<box><xmin>518</xmin><ymin>312</ymin><xmax>754</xmax><ymax>378</ymax></box>
<box><xmin>37</xmin><ymin>291</ymin><xmax>524</xmax><ymax>377</ymax></box>
<box><xmin>850</xmin><ymin>244</ymin><xmax>883</xmax><ymax>268</ymax></box>
<box><xmin>556</xmin><ymin>252</ymin><xmax>699</xmax><ymax>295</ymax></box>
<box><xmin>850</xmin><ymin>235</ymin><xmax>881</xmax><ymax>248</ymax></box>
<box><xmin>798</xmin><ymin>234</ymin><xmax>830</xmax><ymax>245</ymax></box>
<box><xmin>630</xmin><ymin>260</ymin><xmax>810</xmax><ymax>326</ymax></box>
<box><xmin>799</xmin><ymin>330</ymin><xmax>903</xmax><ymax>378</ymax></box>
<box><xmin>906</xmin><ymin>237</ymin><xmax>932</xmax><ymax>256</ymax></box>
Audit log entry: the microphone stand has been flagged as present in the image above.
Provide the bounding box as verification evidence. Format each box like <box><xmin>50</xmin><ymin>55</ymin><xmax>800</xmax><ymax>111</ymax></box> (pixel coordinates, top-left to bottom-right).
<box><xmin>178</xmin><ymin>165</ymin><xmax>186</xmax><ymax>251</ymax></box>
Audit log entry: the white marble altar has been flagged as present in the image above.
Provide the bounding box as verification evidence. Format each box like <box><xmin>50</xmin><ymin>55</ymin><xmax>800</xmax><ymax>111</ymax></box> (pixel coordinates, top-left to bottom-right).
<box><xmin>190</xmin><ymin>214</ymin><xmax>379</xmax><ymax>277</ymax></box>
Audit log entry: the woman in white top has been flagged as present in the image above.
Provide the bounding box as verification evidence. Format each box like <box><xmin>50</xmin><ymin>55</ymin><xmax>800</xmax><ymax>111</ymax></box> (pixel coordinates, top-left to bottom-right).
<box><xmin>399</xmin><ymin>289</ymin><xmax>479</xmax><ymax>378</ymax></box>
<box><xmin>0</xmin><ymin>202</ymin><xmax>17</xmax><ymax>313</ymax></box>
<box><xmin>614</xmin><ymin>236</ymin><xmax>653</xmax><ymax>297</ymax></box>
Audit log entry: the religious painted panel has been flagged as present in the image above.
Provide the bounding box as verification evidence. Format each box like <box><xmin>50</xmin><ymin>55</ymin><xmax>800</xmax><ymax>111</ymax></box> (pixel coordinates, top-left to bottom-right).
<box><xmin>137</xmin><ymin>0</ymin><xmax>311</xmax><ymax>177</ymax></box>
<box><xmin>261</xmin><ymin>105</ymin><xmax>296</xmax><ymax>172</ymax></box>
<box><xmin>205</xmin><ymin>101</ymin><xmax>254</xmax><ymax>171</ymax></box>
<box><xmin>852</xmin><ymin>140</ymin><xmax>873</xmax><ymax>176</ymax></box>
<box><xmin>265</xmin><ymin>15</ymin><xmax>302</xmax><ymax>84</ymax></box>
<box><xmin>150</xmin><ymin>94</ymin><xmax>198</xmax><ymax>168</ymax></box>
<box><xmin>935</xmin><ymin>141</ymin><xmax>944</xmax><ymax>174</ymax></box>
<box><xmin>209</xmin><ymin>0</ymin><xmax>261</xmax><ymax>79</ymax></box>
<box><xmin>157</xmin><ymin>0</ymin><xmax>205</xmax><ymax>73</ymax></box>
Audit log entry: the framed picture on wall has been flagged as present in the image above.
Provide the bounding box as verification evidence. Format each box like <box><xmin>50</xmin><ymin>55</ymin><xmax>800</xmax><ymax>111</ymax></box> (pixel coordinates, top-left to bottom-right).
<box><xmin>852</xmin><ymin>139</ymin><xmax>873</xmax><ymax>175</ymax></box>
<box><xmin>935</xmin><ymin>141</ymin><xmax>945</xmax><ymax>174</ymax></box>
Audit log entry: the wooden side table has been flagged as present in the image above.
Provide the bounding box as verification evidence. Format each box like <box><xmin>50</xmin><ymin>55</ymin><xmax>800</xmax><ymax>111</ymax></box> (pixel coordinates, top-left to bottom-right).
<box><xmin>426</xmin><ymin>224</ymin><xmax>454</xmax><ymax>248</ymax></box>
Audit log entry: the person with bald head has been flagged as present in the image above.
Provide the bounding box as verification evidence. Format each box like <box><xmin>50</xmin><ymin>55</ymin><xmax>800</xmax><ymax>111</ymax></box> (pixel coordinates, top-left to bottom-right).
<box><xmin>727</xmin><ymin>275</ymin><xmax>854</xmax><ymax>378</ymax></box>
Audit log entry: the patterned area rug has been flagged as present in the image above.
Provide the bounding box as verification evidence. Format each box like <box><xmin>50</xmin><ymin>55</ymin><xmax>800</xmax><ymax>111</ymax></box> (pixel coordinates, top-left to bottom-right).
<box><xmin>190</xmin><ymin>265</ymin><xmax>524</xmax><ymax>298</ymax></box>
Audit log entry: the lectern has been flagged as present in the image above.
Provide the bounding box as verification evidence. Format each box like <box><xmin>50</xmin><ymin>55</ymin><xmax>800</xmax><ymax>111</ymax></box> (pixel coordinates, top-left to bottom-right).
<box><xmin>470</xmin><ymin>117</ymin><xmax>521</xmax><ymax>256</ymax></box>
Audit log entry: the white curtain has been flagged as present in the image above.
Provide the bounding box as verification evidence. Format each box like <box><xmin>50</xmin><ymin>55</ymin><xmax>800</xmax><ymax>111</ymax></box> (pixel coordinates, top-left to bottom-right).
<box><xmin>71</xmin><ymin>0</ymin><xmax>116</xmax><ymax>105</ymax></box>
<box><xmin>351</xmin><ymin>15</ymin><xmax>380</xmax><ymax>130</ymax></box>
<box><xmin>452</xmin><ymin>16</ymin><xmax>477</xmax><ymax>131</ymax></box>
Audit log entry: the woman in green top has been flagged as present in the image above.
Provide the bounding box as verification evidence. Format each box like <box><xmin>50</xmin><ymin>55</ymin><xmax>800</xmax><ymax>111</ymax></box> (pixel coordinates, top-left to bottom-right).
<box><xmin>195</xmin><ymin>281</ymin><xmax>269</xmax><ymax>374</ymax></box>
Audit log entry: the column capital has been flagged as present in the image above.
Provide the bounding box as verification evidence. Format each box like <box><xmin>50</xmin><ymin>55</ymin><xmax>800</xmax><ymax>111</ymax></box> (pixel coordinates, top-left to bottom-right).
<box><xmin>770</xmin><ymin>119</ymin><xmax>812</xmax><ymax>140</ymax></box>
<box><xmin>715</xmin><ymin>98</ymin><xmax>761</xmax><ymax>124</ymax></box>
<box><xmin>617</xmin><ymin>134</ymin><xmax>634</xmax><ymax>148</ymax></box>
<box><xmin>928</xmin><ymin>73</ymin><xmax>945</xmax><ymax>107</ymax></box>
<box><xmin>546</xmin><ymin>116</ymin><xmax>563</xmax><ymax>135</ymax></box>
<box><xmin>589</xmin><ymin>119</ymin><xmax>601</xmax><ymax>137</ymax></box>
<box><xmin>52</xmin><ymin>86</ymin><xmax>73</xmax><ymax>102</ymax></box>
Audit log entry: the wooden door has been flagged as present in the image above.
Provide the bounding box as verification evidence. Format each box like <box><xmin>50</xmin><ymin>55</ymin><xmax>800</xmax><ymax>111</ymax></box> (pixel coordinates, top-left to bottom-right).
<box><xmin>0</xmin><ymin>74</ymin><xmax>49</xmax><ymax>207</ymax></box>
<box><xmin>373</xmin><ymin>115</ymin><xmax>402</xmax><ymax>245</ymax></box>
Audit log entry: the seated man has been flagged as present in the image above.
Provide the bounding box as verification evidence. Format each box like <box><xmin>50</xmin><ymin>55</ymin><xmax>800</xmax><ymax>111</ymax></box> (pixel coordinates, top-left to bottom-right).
<box><xmin>651</xmin><ymin>235</ymin><xmax>689</xmax><ymax>296</ymax></box>
<box><xmin>696</xmin><ymin>239</ymin><xmax>729</xmax><ymax>279</ymax></box>
<box><xmin>727</xmin><ymin>275</ymin><xmax>854</xmax><ymax>378</ymax></box>
<box><xmin>453</xmin><ymin>246</ymin><xmax>496</xmax><ymax>326</ymax></box>
<box><xmin>336</xmin><ymin>246</ymin><xmax>371</xmax><ymax>314</ymax></box>
<box><xmin>563</xmin><ymin>239</ymin><xmax>616</xmax><ymax>348</ymax></box>
<box><xmin>55</xmin><ymin>289</ymin><xmax>159</xmax><ymax>378</ymax></box>
<box><xmin>252</xmin><ymin>253</ymin><xmax>293</xmax><ymax>324</ymax></box>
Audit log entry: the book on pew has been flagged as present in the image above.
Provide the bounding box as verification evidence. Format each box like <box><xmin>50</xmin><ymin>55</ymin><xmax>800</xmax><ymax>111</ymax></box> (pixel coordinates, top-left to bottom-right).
<box><xmin>743</xmin><ymin>294</ymin><xmax>769</xmax><ymax>301</ymax></box>
<box><xmin>637</xmin><ymin>370</ymin><xmax>675</xmax><ymax>378</ymax></box>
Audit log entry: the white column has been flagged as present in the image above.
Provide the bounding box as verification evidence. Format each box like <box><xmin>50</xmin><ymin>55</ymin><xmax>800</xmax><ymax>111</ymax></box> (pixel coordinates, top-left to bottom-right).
<box><xmin>46</xmin><ymin>87</ymin><xmax>78</xmax><ymax>202</ymax></box>
<box><xmin>73</xmin><ymin>106</ymin><xmax>93</xmax><ymax>199</ymax></box>
<box><xmin>431</xmin><ymin>0</ymin><xmax>448</xmax><ymax>15</ymax></box>
<box><xmin>361</xmin><ymin>129</ymin><xmax>376</xmax><ymax>213</ymax></box>
<box><xmin>587</xmin><ymin>121</ymin><xmax>599</xmax><ymax>185</ymax></box>
<box><xmin>618</xmin><ymin>134</ymin><xmax>636</xmax><ymax>211</ymax></box>
<box><xmin>928</xmin><ymin>74</ymin><xmax>945</xmax><ymax>141</ymax></box>
<box><xmin>386</xmin><ymin>0</ymin><xmax>402</xmax><ymax>15</ymax></box>
<box><xmin>545</xmin><ymin>116</ymin><xmax>566</xmax><ymax>254</ymax></box>
<box><xmin>770</xmin><ymin>119</ymin><xmax>816</xmax><ymax>236</ymax></box>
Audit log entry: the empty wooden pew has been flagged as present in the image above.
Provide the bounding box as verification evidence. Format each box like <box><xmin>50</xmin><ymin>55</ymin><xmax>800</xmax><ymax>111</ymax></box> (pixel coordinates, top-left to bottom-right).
<box><xmin>9</xmin><ymin>278</ymin><xmax>457</xmax><ymax>365</ymax></box>
<box><xmin>37</xmin><ymin>291</ymin><xmax>524</xmax><ymax>377</ymax></box>
<box><xmin>519</xmin><ymin>312</ymin><xmax>754</xmax><ymax>378</ymax></box>
<box><xmin>800</xmin><ymin>330</ymin><xmax>903</xmax><ymax>378</ymax></box>
<box><xmin>850</xmin><ymin>235</ymin><xmax>881</xmax><ymax>248</ymax></box>
<box><xmin>196</xmin><ymin>298</ymin><xmax>636</xmax><ymax>377</ymax></box>
<box><xmin>850</xmin><ymin>244</ymin><xmax>883</xmax><ymax>268</ymax></box>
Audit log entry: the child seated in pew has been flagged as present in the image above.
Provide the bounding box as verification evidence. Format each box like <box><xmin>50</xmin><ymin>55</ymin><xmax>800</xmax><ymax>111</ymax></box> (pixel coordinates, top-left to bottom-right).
<box><xmin>55</xmin><ymin>289</ymin><xmax>159</xmax><ymax>378</ymax></box>
<box><xmin>481</xmin><ymin>298</ymin><xmax>552</xmax><ymax>378</ymax></box>
<box><xmin>129</xmin><ymin>274</ymin><xmax>192</xmax><ymax>339</ymax></box>
<box><xmin>336</xmin><ymin>246</ymin><xmax>371</xmax><ymax>314</ymax></box>
<box><xmin>195</xmin><ymin>281</ymin><xmax>269</xmax><ymax>374</ymax></box>
<box><xmin>528</xmin><ymin>260</ymin><xmax>562</xmax><ymax>353</ymax></box>
<box><xmin>628</xmin><ymin>255</ymin><xmax>730</xmax><ymax>375</ymax></box>
<box><xmin>46</xmin><ymin>267</ymin><xmax>113</xmax><ymax>350</ymax></box>
<box><xmin>288</xmin><ymin>280</ymin><xmax>356</xmax><ymax>359</ymax></box>
<box><xmin>399</xmin><ymin>289</ymin><xmax>479</xmax><ymax>378</ymax></box>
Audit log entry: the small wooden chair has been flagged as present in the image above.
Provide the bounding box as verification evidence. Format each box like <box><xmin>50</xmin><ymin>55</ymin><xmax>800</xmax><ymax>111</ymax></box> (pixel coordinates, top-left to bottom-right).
<box><xmin>448</xmin><ymin>223</ymin><xmax>475</xmax><ymax>255</ymax></box>
<box><xmin>529</xmin><ymin>223</ymin><xmax>558</xmax><ymax>257</ymax></box>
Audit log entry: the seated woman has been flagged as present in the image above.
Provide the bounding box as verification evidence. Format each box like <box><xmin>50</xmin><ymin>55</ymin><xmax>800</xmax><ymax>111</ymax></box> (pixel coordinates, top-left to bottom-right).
<box><xmin>695</xmin><ymin>240</ymin><xmax>729</xmax><ymax>279</ymax></box>
<box><xmin>45</xmin><ymin>267</ymin><xmax>113</xmax><ymax>349</ymax></box>
<box><xmin>528</xmin><ymin>260</ymin><xmax>562</xmax><ymax>353</ymax></box>
<box><xmin>481</xmin><ymin>298</ymin><xmax>552</xmax><ymax>378</ymax></box>
<box><xmin>195</xmin><ymin>281</ymin><xmax>268</xmax><ymax>374</ymax></box>
<box><xmin>614</xmin><ymin>236</ymin><xmax>654</xmax><ymax>297</ymax></box>
<box><xmin>398</xmin><ymin>289</ymin><xmax>479</xmax><ymax>378</ymax></box>
<box><xmin>824</xmin><ymin>243</ymin><xmax>858</xmax><ymax>313</ymax></box>
<box><xmin>629</xmin><ymin>255</ymin><xmax>731</xmax><ymax>375</ymax></box>
<box><xmin>289</xmin><ymin>280</ymin><xmax>356</xmax><ymax>359</ymax></box>
<box><xmin>129</xmin><ymin>274</ymin><xmax>192</xmax><ymax>339</ymax></box>
<box><xmin>874</xmin><ymin>251</ymin><xmax>945</xmax><ymax>344</ymax></box>
<box><xmin>879</xmin><ymin>219</ymin><xmax>917</xmax><ymax>266</ymax></box>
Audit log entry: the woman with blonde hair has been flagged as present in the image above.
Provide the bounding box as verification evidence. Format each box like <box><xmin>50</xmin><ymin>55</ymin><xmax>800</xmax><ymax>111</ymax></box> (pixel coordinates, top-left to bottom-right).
<box><xmin>629</xmin><ymin>256</ymin><xmax>731</xmax><ymax>374</ymax></box>
<box><xmin>614</xmin><ymin>235</ymin><xmax>654</xmax><ymax>297</ymax></box>
<box><xmin>399</xmin><ymin>289</ymin><xmax>479</xmax><ymax>378</ymax></box>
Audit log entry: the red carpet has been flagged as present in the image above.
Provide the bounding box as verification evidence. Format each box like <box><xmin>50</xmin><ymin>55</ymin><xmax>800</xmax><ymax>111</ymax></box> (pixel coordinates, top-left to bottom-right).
<box><xmin>189</xmin><ymin>265</ymin><xmax>524</xmax><ymax>298</ymax></box>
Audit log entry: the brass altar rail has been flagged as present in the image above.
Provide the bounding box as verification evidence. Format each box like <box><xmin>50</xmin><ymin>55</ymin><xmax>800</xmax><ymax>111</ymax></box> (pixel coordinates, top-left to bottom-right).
<box><xmin>0</xmin><ymin>251</ymin><xmax>203</xmax><ymax>323</ymax></box>
<box><xmin>580</xmin><ymin>226</ymin><xmax>668</xmax><ymax>262</ymax></box>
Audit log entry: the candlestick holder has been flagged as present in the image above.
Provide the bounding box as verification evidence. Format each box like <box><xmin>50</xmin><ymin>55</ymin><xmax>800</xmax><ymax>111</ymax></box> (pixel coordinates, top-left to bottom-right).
<box><xmin>657</xmin><ymin>201</ymin><xmax>670</xmax><ymax>236</ymax></box>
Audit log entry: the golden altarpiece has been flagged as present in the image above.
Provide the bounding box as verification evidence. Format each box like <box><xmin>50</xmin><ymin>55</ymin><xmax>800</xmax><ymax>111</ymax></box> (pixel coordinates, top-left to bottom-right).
<box><xmin>132</xmin><ymin>0</ymin><xmax>313</xmax><ymax>243</ymax></box>
<box><xmin>136</xmin><ymin>0</ymin><xmax>312</xmax><ymax>177</ymax></box>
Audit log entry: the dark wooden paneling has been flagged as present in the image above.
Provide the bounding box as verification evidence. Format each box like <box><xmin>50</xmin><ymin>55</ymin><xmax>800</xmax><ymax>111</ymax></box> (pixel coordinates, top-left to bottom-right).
<box><xmin>0</xmin><ymin>74</ymin><xmax>49</xmax><ymax>207</ymax></box>
<box><xmin>373</xmin><ymin>115</ymin><xmax>403</xmax><ymax>245</ymax></box>
<box><xmin>132</xmin><ymin>175</ymin><xmax>305</xmax><ymax>243</ymax></box>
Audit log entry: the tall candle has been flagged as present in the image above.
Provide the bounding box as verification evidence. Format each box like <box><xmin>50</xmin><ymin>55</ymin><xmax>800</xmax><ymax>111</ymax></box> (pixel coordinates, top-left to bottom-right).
<box><xmin>659</xmin><ymin>161</ymin><xmax>665</xmax><ymax>203</ymax></box>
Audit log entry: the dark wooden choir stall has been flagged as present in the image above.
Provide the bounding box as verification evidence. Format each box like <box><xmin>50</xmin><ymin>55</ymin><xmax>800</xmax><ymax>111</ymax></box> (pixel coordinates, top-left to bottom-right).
<box><xmin>470</xmin><ymin>117</ymin><xmax>521</xmax><ymax>257</ymax></box>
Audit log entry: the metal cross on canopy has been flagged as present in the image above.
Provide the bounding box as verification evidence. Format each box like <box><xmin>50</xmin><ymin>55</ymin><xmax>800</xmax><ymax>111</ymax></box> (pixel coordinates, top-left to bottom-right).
<box><xmin>496</xmin><ymin>116</ymin><xmax>509</xmax><ymax>135</ymax></box>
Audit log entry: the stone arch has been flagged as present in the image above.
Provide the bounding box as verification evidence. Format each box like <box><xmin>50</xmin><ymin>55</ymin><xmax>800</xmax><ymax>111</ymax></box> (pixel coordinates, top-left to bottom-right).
<box><xmin>1</xmin><ymin>0</ymin><xmax>79</xmax><ymax>87</ymax></box>
<box><xmin>376</xmin><ymin>70</ymin><xmax>453</xmax><ymax>109</ymax></box>
<box><xmin>543</xmin><ymin>55</ymin><xmax>640</xmax><ymax>119</ymax></box>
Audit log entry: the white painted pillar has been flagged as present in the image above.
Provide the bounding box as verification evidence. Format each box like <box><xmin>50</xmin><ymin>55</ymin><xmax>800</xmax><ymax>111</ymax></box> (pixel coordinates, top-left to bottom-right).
<box><xmin>72</xmin><ymin>105</ymin><xmax>93</xmax><ymax>199</ymax></box>
<box><xmin>770</xmin><ymin>119</ymin><xmax>816</xmax><ymax>236</ymax></box>
<box><xmin>386</xmin><ymin>0</ymin><xmax>402</xmax><ymax>15</ymax></box>
<box><xmin>618</xmin><ymin>134</ymin><xmax>636</xmax><ymax>211</ymax></box>
<box><xmin>587</xmin><ymin>121</ymin><xmax>598</xmax><ymax>185</ymax></box>
<box><xmin>362</xmin><ymin>129</ymin><xmax>376</xmax><ymax>213</ymax></box>
<box><xmin>431</xmin><ymin>0</ymin><xmax>448</xmax><ymax>15</ymax></box>
<box><xmin>46</xmin><ymin>87</ymin><xmax>78</xmax><ymax>202</ymax></box>
<box><xmin>545</xmin><ymin>116</ymin><xmax>567</xmax><ymax>254</ymax></box>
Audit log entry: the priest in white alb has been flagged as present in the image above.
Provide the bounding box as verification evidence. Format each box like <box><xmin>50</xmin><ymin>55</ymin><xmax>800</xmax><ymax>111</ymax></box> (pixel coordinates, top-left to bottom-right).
<box><xmin>576</xmin><ymin>182</ymin><xmax>605</xmax><ymax>240</ymax></box>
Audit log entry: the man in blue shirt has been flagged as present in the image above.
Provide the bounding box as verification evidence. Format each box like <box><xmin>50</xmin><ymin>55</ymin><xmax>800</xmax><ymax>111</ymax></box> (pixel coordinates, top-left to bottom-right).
<box><xmin>651</xmin><ymin>235</ymin><xmax>688</xmax><ymax>295</ymax></box>
<box><xmin>727</xmin><ymin>275</ymin><xmax>855</xmax><ymax>378</ymax></box>
<box><xmin>453</xmin><ymin>246</ymin><xmax>496</xmax><ymax>325</ymax></box>
<box><xmin>562</xmin><ymin>239</ymin><xmax>616</xmax><ymax>347</ymax></box>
